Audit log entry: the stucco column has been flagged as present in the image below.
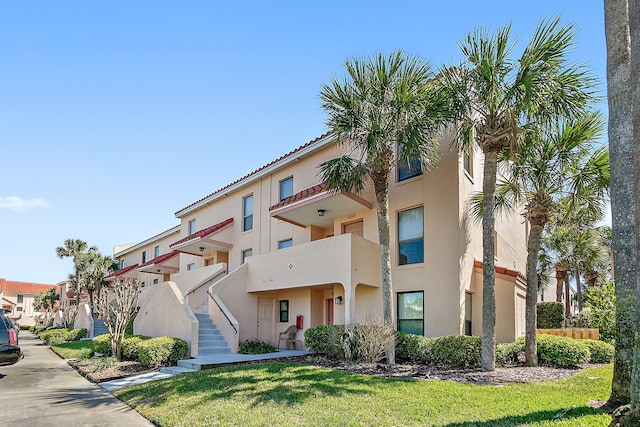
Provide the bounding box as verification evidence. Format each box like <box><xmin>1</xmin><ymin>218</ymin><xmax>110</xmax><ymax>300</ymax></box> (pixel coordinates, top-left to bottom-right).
<box><xmin>344</xmin><ymin>283</ymin><xmax>356</xmax><ymax>324</ymax></box>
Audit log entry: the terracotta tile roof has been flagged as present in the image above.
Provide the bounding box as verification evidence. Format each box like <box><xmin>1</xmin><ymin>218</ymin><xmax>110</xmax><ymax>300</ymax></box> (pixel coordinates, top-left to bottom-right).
<box><xmin>170</xmin><ymin>218</ymin><xmax>234</xmax><ymax>248</ymax></box>
<box><xmin>104</xmin><ymin>264</ymin><xmax>139</xmax><ymax>279</ymax></box>
<box><xmin>473</xmin><ymin>260</ymin><xmax>526</xmax><ymax>281</ymax></box>
<box><xmin>175</xmin><ymin>132</ymin><xmax>333</xmax><ymax>215</ymax></box>
<box><xmin>0</xmin><ymin>278</ymin><xmax>60</xmax><ymax>294</ymax></box>
<box><xmin>269</xmin><ymin>183</ymin><xmax>327</xmax><ymax>211</ymax></box>
<box><xmin>138</xmin><ymin>250</ymin><xmax>179</xmax><ymax>268</ymax></box>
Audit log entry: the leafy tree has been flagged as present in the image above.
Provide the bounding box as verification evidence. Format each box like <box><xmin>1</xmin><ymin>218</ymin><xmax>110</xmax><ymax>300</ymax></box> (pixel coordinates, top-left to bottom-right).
<box><xmin>578</xmin><ymin>281</ymin><xmax>615</xmax><ymax>343</ymax></box>
<box><xmin>319</xmin><ymin>51</ymin><xmax>452</xmax><ymax>364</ymax></box>
<box><xmin>440</xmin><ymin>17</ymin><xmax>595</xmax><ymax>370</ymax></box>
<box><xmin>77</xmin><ymin>251</ymin><xmax>117</xmax><ymax>314</ymax></box>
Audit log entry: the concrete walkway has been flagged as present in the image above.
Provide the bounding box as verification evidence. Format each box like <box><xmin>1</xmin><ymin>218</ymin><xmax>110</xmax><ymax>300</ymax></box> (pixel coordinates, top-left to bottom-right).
<box><xmin>0</xmin><ymin>332</ymin><xmax>153</xmax><ymax>427</ymax></box>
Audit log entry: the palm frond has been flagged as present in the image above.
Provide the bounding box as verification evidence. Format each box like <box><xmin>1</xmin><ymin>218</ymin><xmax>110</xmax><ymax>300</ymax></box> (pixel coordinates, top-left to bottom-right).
<box><xmin>318</xmin><ymin>156</ymin><xmax>369</xmax><ymax>194</ymax></box>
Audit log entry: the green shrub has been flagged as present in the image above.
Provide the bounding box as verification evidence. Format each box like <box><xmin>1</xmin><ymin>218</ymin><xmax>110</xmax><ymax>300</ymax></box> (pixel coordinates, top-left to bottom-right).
<box><xmin>304</xmin><ymin>325</ymin><xmax>344</xmax><ymax>359</ymax></box>
<box><xmin>32</xmin><ymin>325</ymin><xmax>48</xmax><ymax>335</ymax></box>
<box><xmin>537</xmin><ymin>302</ymin><xmax>565</xmax><ymax>329</ymax></box>
<box><xmin>19</xmin><ymin>324</ymin><xmax>31</xmax><ymax>331</ymax></box>
<box><xmin>496</xmin><ymin>338</ymin><xmax>525</xmax><ymax>366</ymax></box>
<box><xmin>122</xmin><ymin>335</ymin><xmax>152</xmax><ymax>360</ymax></box>
<box><xmin>429</xmin><ymin>335</ymin><xmax>482</xmax><ymax>367</ymax></box>
<box><xmin>239</xmin><ymin>339</ymin><xmax>277</xmax><ymax>354</ymax></box>
<box><xmin>536</xmin><ymin>334</ymin><xmax>590</xmax><ymax>368</ymax></box>
<box><xmin>77</xmin><ymin>347</ymin><xmax>94</xmax><ymax>359</ymax></box>
<box><xmin>583</xmin><ymin>339</ymin><xmax>614</xmax><ymax>363</ymax></box>
<box><xmin>395</xmin><ymin>332</ymin><xmax>434</xmax><ymax>363</ymax></box>
<box><xmin>67</xmin><ymin>328</ymin><xmax>88</xmax><ymax>341</ymax></box>
<box><xmin>40</xmin><ymin>328</ymin><xmax>70</xmax><ymax>345</ymax></box>
<box><xmin>138</xmin><ymin>337</ymin><xmax>189</xmax><ymax>367</ymax></box>
<box><xmin>93</xmin><ymin>334</ymin><xmax>112</xmax><ymax>356</ymax></box>
<box><xmin>92</xmin><ymin>357</ymin><xmax>117</xmax><ymax>370</ymax></box>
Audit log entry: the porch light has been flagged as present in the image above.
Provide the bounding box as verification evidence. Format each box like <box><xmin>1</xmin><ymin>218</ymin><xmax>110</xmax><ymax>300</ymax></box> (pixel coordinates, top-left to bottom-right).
<box><xmin>317</xmin><ymin>209</ymin><xmax>325</xmax><ymax>216</ymax></box>
<box><xmin>334</xmin><ymin>296</ymin><xmax>343</xmax><ymax>304</ymax></box>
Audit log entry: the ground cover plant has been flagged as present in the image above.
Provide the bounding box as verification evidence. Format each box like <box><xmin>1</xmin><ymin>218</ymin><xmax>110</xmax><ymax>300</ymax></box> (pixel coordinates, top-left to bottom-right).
<box><xmin>116</xmin><ymin>362</ymin><xmax>613</xmax><ymax>426</ymax></box>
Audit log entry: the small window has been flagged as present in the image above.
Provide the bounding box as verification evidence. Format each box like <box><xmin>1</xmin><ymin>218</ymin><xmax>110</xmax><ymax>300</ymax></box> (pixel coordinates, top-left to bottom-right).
<box><xmin>397</xmin><ymin>291</ymin><xmax>424</xmax><ymax>335</ymax></box>
<box><xmin>188</xmin><ymin>219</ymin><xmax>197</xmax><ymax>235</ymax></box>
<box><xmin>397</xmin><ymin>143</ymin><xmax>422</xmax><ymax>181</ymax></box>
<box><xmin>280</xmin><ymin>177</ymin><xmax>293</xmax><ymax>201</ymax></box>
<box><xmin>463</xmin><ymin>150</ymin><xmax>473</xmax><ymax>178</ymax></box>
<box><xmin>142</xmin><ymin>251</ymin><xmax>147</xmax><ymax>264</ymax></box>
<box><xmin>17</xmin><ymin>295</ymin><xmax>23</xmax><ymax>304</ymax></box>
<box><xmin>243</xmin><ymin>195</ymin><xmax>254</xmax><ymax>231</ymax></box>
<box><xmin>278</xmin><ymin>239</ymin><xmax>293</xmax><ymax>249</ymax></box>
<box><xmin>17</xmin><ymin>306</ymin><xmax>23</xmax><ymax>312</ymax></box>
<box><xmin>120</xmin><ymin>260</ymin><xmax>125</xmax><ymax>269</ymax></box>
<box><xmin>279</xmin><ymin>300</ymin><xmax>289</xmax><ymax>322</ymax></box>
<box><xmin>465</xmin><ymin>292</ymin><xmax>472</xmax><ymax>336</ymax></box>
<box><xmin>398</xmin><ymin>206</ymin><xmax>424</xmax><ymax>265</ymax></box>
<box><xmin>242</xmin><ymin>249</ymin><xmax>252</xmax><ymax>264</ymax></box>
<box><xmin>154</xmin><ymin>246</ymin><xmax>160</xmax><ymax>257</ymax></box>
<box><xmin>153</xmin><ymin>279</ymin><xmax>159</xmax><ymax>285</ymax></box>
<box><xmin>187</xmin><ymin>263</ymin><xmax>195</xmax><ymax>271</ymax></box>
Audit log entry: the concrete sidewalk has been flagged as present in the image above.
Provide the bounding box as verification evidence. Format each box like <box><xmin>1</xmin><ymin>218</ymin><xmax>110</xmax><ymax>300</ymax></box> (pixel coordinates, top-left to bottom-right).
<box><xmin>0</xmin><ymin>331</ymin><xmax>152</xmax><ymax>427</ymax></box>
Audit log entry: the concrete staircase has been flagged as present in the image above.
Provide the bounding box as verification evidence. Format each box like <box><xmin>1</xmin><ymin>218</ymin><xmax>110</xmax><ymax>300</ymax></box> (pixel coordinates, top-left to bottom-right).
<box><xmin>93</xmin><ymin>318</ymin><xmax>108</xmax><ymax>337</ymax></box>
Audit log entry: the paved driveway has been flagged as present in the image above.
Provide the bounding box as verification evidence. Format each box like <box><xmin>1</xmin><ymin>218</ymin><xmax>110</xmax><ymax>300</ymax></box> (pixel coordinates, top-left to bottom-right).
<box><xmin>0</xmin><ymin>331</ymin><xmax>152</xmax><ymax>427</ymax></box>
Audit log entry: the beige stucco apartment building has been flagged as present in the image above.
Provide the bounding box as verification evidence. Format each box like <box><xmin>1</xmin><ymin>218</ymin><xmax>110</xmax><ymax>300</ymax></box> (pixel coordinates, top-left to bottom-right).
<box><xmin>0</xmin><ymin>279</ymin><xmax>60</xmax><ymax>325</ymax></box>
<box><xmin>108</xmin><ymin>133</ymin><xmax>529</xmax><ymax>357</ymax></box>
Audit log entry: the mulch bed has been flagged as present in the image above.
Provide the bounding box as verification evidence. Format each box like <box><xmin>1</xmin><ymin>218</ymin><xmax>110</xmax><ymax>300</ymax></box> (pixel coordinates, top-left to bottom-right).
<box><xmin>67</xmin><ymin>358</ymin><xmax>154</xmax><ymax>383</ymax></box>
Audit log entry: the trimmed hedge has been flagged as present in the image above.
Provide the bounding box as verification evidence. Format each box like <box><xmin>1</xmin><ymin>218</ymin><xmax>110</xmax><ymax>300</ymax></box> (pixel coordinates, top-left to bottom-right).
<box><xmin>304</xmin><ymin>325</ymin><xmax>344</xmax><ymax>359</ymax></box>
<box><xmin>537</xmin><ymin>302</ymin><xmax>565</xmax><ymax>329</ymax></box>
<box><xmin>239</xmin><ymin>338</ymin><xmax>277</xmax><ymax>354</ymax></box>
<box><xmin>537</xmin><ymin>334</ymin><xmax>590</xmax><ymax>368</ymax></box>
<box><xmin>138</xmin><ymin>336</ymin><xmax>189</xmax><ymax>368</ymax></box>
<box><xmin>122</xmin><ymin>335</ymin><xmax>152</xmax><ymax>360</ymax></box>
<box><xmin>40</xmin><ymin>328</ymin><xmax>70</xmax><ymax>345</ymax></box>
<box><xmin>93</xmin><ymin>334</ymin><xmax>112</xmax><ymax>355</ymax></box>
<box><xmin>583</xmin><ymin>339</ymin><xmax>614</xmax><ymax>363</ymax></box>
<box><xmin>396</xmin><ymin>332</ymin><xmax>435</xmax><ymax>363</ymax></box>
<box><xmin>496</xmin><ymin>339</ymin><xmax>525</xmax><ymax>365</ymax></box>
<box><xmin>67</xmin><ymin>328</ymin><xmax>88</xmax><ymax>341</ymax></box>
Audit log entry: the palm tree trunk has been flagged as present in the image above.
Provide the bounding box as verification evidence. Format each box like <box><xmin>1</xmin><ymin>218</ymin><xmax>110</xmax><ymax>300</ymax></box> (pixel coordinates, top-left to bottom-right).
<box><xmin>564</xmin><ymin>274</ymin><xmax>571</xmax><ymax>325</ymax></box>
<box><xmin>605</xmin><ymin>0</ymin><xmax>637</xmax><ymax>408</ymax></box>
<box><xmin>525</xmin><ymin>221</ymin><xmax>544</xmax><ymax>367</ymax></box>
<box><xmin>555</xmin><ymin>268</ymin><xmax>565</xmax><ymax>302</ymax></box>
<box><xmin>481</xmin><ymin>150</ymin><xmax>498</xmax><ymax>371</ymax></box>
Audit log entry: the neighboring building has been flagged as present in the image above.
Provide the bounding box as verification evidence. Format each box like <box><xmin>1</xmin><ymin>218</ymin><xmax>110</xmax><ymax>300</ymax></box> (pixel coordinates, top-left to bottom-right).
<box><xmin>111</xmin><ymin>133</ymin><xmax>529</xmax><ymax>357</ymax></box>
<box><xmin>0</xmin><ymin>278</ymin><xmax>60</xmax><ymax>325</ymax></box>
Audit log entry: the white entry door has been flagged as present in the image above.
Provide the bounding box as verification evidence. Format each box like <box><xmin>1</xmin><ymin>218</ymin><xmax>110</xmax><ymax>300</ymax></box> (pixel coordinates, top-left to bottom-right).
<box><xmin>257</xmin><ymin>298</ymin><xmax>274</xmax><ymax>343</ymax></box>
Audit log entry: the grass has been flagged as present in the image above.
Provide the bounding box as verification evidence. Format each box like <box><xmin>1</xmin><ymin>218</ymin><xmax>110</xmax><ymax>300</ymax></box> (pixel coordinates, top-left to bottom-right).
<box><xmin>115</xmin><ymin>362</ymin><xmax>613</xmax><ymax>426</ymax></box>
<box><xmin>51</xmin><ymin>340</ymin><xmax>94</xmax><ymax>359</ymax></box>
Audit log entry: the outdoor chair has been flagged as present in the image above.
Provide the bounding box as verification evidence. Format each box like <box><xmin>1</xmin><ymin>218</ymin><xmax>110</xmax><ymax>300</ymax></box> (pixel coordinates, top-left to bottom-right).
<box><xmin>278</xmin><ymin>325</ymin><xmax>299</xmax><ymax>349</ymax></box>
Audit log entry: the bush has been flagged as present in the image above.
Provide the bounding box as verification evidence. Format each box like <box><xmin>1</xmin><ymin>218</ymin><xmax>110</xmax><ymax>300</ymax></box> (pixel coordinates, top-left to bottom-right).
<box><xmin>583</xmin><ymin>339</ymin><xmax>614</xmax><ymax>363</ymax></box>
<box><xmin>122</xmin><ymin>335</ymin><xmax>152</xmax><ymax>360</ymax></box>
<box><xmin>239</xmin><ymin>339</ymin><xmax>277</xmax><ymax>354</ymax></box>
<box><xmin>77</xmin><ymin>347</ymin><xmax>94</xmax><ymax>359</ymax></box>
<box><xmin>304</xmin><ymin>325</ymin><xmax>344</xmax><ymax>359</ymax></box>
<box><xmin>138</xmin><ymin>336</ymin><xmax>189</xmax><ymax>367</ymax></box>
<box><xmin>395</xmin><ymin>332</ymin><xmax>435</xmax><ymax>364</ymax></box>
<box><xmin>67</xmin><ymin>328</ymin><xmax>88</xmax><ymax>341</ymax></box>
<box><xmin>537</xmin><ymin>302</ymin><xmax>565</xmax><ymax>329</ymax></box>
<box><xmin>92</xmin><ymin>357</ymin><xmax>117</xmax><ymax>370</ymax></box>
<box><xmin>429</xmin><ymin>335</ymin><xmax>482</xmax><ymax>367</ymax></box>
<box><xmin>31</xmin><ymin>325</ymin><xmax>48</xmax><ymax>335</ymax></box>
<box><xmin>496</xmin><ymin>339</ymin><xmax>525</xmax><ymax>366</ymax></box>
<box><xmin>19</xmin><ymin>324</ymin><xmax>31</xmax><ymax>331</ymax></box>
<box><xmin>536</xmin><ymin>334</ymin><xmax>590</xmax><ymax>368</ymax></box>
<box><xmin>93</xmin><ymin>334</ymin><xmax>112</xmax><ymax>356</ymax></box>
<box><xmin>40</xmin><ymin>329</ymin><xmax>70</xmax><ymax>345</ymax></box>
<box><xmin>353</xmin><ymin>323</ymin><xmax>395</xmax><ymax>363</ymax></box>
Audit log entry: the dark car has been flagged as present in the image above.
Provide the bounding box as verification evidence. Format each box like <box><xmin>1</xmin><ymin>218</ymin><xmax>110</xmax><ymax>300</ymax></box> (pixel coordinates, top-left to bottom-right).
<box><xmin>0</xmin><ymin>310</ymin><xmax>21</xmax><ymax>366</ymax></box>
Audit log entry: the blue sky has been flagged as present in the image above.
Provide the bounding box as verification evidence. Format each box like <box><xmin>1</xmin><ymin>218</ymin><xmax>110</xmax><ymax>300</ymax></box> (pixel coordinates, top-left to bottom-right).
<box><xmin>0</xmin><ymin>1</ymin><xmax>608</xmax><ymax>285</ymax></box>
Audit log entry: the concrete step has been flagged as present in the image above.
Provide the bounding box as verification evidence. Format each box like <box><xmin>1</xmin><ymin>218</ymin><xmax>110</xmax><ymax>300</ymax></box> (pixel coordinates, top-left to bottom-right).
<box><xmin>198</xmin><ymin>335</ymin><xmax>226</xmax><ymax>342</ymax></box>
<box><xmin>160</xmin><ymin>366</ymin><xmax>198</xmax><ymax>375</ymax></box>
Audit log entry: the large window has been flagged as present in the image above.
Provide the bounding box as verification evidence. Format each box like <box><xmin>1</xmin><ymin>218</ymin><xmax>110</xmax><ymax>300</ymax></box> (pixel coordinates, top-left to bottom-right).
<box><xmin>280</xmin><ymin>177</ymin><xmax>293</xmax><ymax>201</ymax></box>
<box><xmin>398</xmin><ymin>206</ymin><xmax>424</xmax><ymax>265</ymax></box>
<box><xmin>241</xmin><ymin>248</ymin><xmax>252</xmax><ymax>264</ymax></box>
<box><xmin>278</xmin><ymin>239</ymin><xmax>293</xmax><ymax>249</ymax></box>
<box><xmin>397</xmin><ymin>291</ymin><xmax>424</xmax><ymax>335</ymax></box>
<box><xmin>243</xmin><ymin>195</ymin><xmax>254</xmax><ymax>231</ymax></box>
<box><xmin>188</xmin><ymin>219</ymin><xmax>196</xmax><ymax>235</ymax></box>
<box><xmin>279</xmin><ymin>300</ymin><xmax>289</xmax><ymax>322</ymax></box>
<box><xmin>397</xmin><ymin>144</ymin><xmax>422</xmax><ymax>181</ymax></box>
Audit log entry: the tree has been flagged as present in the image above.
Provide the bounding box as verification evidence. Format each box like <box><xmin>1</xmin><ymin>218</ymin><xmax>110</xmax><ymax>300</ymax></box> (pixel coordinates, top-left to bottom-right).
<box><xmin>95</xmin><ymin>278</ymin><xmax>140</xmax><ymax>361</ymax></box>
<box><xmin>77</xmin><ymin>252</ymin><xmax>117</xmax><ymax>314</ymax></box>
<box><xmin>319</xmin><ymin>51</ymin><xmax>452</xmax><ymax>364</ymax></box>
<box><xmin>33</xmin><ymin>287</ymin><xmax>60</xmax><ymax>326</ymax></box>
<box><xmin>440</xmin><ymin>17</ymin><xmax>596</xmax><ymax>371</ymax></box>
<box><xmin>55</xmin><ymin>239</ymin><xmax>97</xmax><ymax>303</ymax></box>
<box><xmin>578</xmin><ymin>281</ymin><xmax>615</xmax><ymax>343</ymax></box>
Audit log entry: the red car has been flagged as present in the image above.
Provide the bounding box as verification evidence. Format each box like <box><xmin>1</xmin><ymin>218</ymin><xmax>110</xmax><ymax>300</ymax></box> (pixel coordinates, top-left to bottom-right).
<box><xmin>0</xmin><ymin>310</ymin><xmax>21</xmax><ymax>366</ymax></box>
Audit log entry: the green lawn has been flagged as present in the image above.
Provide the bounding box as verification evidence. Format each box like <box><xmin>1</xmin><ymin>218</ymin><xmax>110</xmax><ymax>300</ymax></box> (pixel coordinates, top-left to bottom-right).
<box><xmin>51</xmin><ymin>340</ymin><xmax>94</xmax><ymax>359</ymax></box>
<box><xmin>115</xmin><ymin>362</ymin><xmax>613</xmax><ymax>426</ymax></box>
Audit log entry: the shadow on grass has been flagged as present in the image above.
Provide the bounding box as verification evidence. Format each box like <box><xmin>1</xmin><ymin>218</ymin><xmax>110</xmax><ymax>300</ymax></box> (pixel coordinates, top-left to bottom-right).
<box><xmin>443</xmin><ymin>405</ymin><xmax>609</xmax><ymax>426</ymax></box>
<box><xmin>117</xmin><ymin>362</ymin><xmax>388</xmax><ymax>409</ymax></box>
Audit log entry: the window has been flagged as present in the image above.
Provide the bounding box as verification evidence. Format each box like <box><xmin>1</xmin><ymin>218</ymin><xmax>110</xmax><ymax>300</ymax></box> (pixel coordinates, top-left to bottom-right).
<box><xmin>397</xmin><ymin>144</ymin><xmax>422</xmax><ymax>181</ymax></box>
<box><xmin>397</xmin><ymin>291</ymin><xmax>424</xmax><ymax>335</ymax></box>
<box><xmin>398</xmin><ymin>206</ymin><xmax>424</xmax><ymax>265</ymax></box>
<box><xmin>188</xmin><ymin>219</ymin><xmax>196</xmax><ymax>235</ymax></box>
<box><xmin>463</xmin><ymin>150</ymin><xmax>473</xmax><ymax>178</ymax></box>
<box><xmin>243</xmin><ymin>195</ymin><xmax>254</xmax><ymax>231</ymax></box>
<box><xmin>17</xmin><ymin>306</ymin><xmax>23</xmax><ymax>312</ymax></box>
<box><xmin>120</xmin><ymin>259</ymin><xmax>125</xmax><ymax>269</ymax></box>
<box><xmin>187</xmin><ymin>263</ymin><xmax>195</xmax><ymax>271</ymax></box>
<box><xmin>17</xmin><ymin>295</ymin><xmax>23</xmax><ymax>304</ymax></box>
<box><xmin>153</xmin><ymin>279</ymin><xmax>159</xmax><ymax>285</ymax></box>
<box><xmin>278</xmin><ymin>239</ymin><xmax>293</xmax><ymax>249</ymax></box>
<box><xmin>241</xmin><ymin>249</ymin><xmax>252</xmax><ymax>264</ymax></box>
<box><xmin>154</xmin><ymin>246</ymin><xmax>160</xmax><ymax>257</ymax></box>
<box><xmin>465</xmin><ymin>292</ymin><xmax>472</xmax><ymax>336</ymax></box>
<box><xmin>142</xmin><ymin>251</ymin><xmax>146</xmax><ymax>264</ymax></box>
<box><xmin>279</xmin><ymin>176</ymin><xmax>293</xmax><ymax>201</ymax></box>
<box><xmin>279</xmin><ymin>300</ymin><xmax>289</xmax><ymax>322</ymax></box>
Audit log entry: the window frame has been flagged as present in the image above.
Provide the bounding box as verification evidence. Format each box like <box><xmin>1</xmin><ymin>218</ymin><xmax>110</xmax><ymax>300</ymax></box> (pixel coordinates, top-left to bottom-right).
<box><xmin>241</xmin><ymin>248</ymin><xmax>252</xmax><ymax>264</ymax></box>
<box><xmin>397</xmin><ymin>143</ymin><xmax>423</xmax><ymax>182</ymax></box>
<box><xmin>465</xmin><ymin>292</ymin><xmax>472</xmax><ymax>336</ymax></box>
<box><xmin>278</xmin><ymin>238</ymin><xmax>293</xmax><ymax>249</ymax></box>
<box><xmin>188</xmin><ymin>219</ymin><xmax>197</xmax><ymax>235</ymax></box>
<box><xmin>17</xmin><ymin>295</ymin><xmax>23</xmax><ymax>304</ymax></box>
<box><xmin>398</xmin><ymin>206</ymin><xmax>424</xmax><ymax>265</ymax></box>
<box><xmin>279</xmin><ymin>300</ymin><xmax>289</xmax><ymax>322</ymax></box>
<box><xmin>243</xmin><ymin>194</ymin><xmax>254</xmax><ymax>232</ymax></box>
<box><xmin>397</xmin><ymin>291</ymin><xmax>424</xmax><ymax>335</ymax></box>
<box><xmin>154</xmin><ymin>245</ymin><xmax>160</xmax><ymax>258</ymax></box>
<box><xmin>279</xmin><ymin>176</ymin><xmax>294</xmax><ymax>201</ymax></box>
<box><xmin>142</xmin><ymin>251</ymin><xmax>146</xmax><ymax>264</ymax></box>
<box><xmin>463</xmin><ymin>150</ymin><xmax>473</xmax><ymax>179</ymax></box>
<box><xmin>187</xmin><ymin>263</ymin><xmax>195</xmax><ymax>271</ymax></box>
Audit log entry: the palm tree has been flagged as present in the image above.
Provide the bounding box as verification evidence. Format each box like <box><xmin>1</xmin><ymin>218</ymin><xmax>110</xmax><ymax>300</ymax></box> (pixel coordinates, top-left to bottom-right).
<box><xmin>440</xmin><ymin>17</ymin><xmax>596</xmax><ymax>371</ymax></box>
<box><xmin>55</xmin><ymin>239</ymin><xmax>98</xmax><ymax>304</ymax></box>
<box><xmin>319</xmin><ymin>51</ymin><xmax>451</xmax><ymax>364</ymax></box>
<box><xmin>77</xmin><ymin>252</ymin><xmax>117</xmax><ymax>314</ymax></box>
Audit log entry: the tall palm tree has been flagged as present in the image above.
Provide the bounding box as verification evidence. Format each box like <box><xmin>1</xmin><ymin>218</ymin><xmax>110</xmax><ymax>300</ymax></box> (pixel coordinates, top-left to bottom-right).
<box><xmin>319</xmin><ymin>51</ymin><xmax>451</xmax><ymax>364</ymax></box>
<box><xmin>440</xmin><ymin>17</ymin><xmax>596</xmax><ymax>371</ymax></box>
<box><xmin>55</xmin><ymin>239</ymin><xmax>98</xmax><ymax>304</ymax></box>
<box><xmin>77</xmin><ymin>252</ymin><xmax>117</xmax><ymax>314</ymax></box>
